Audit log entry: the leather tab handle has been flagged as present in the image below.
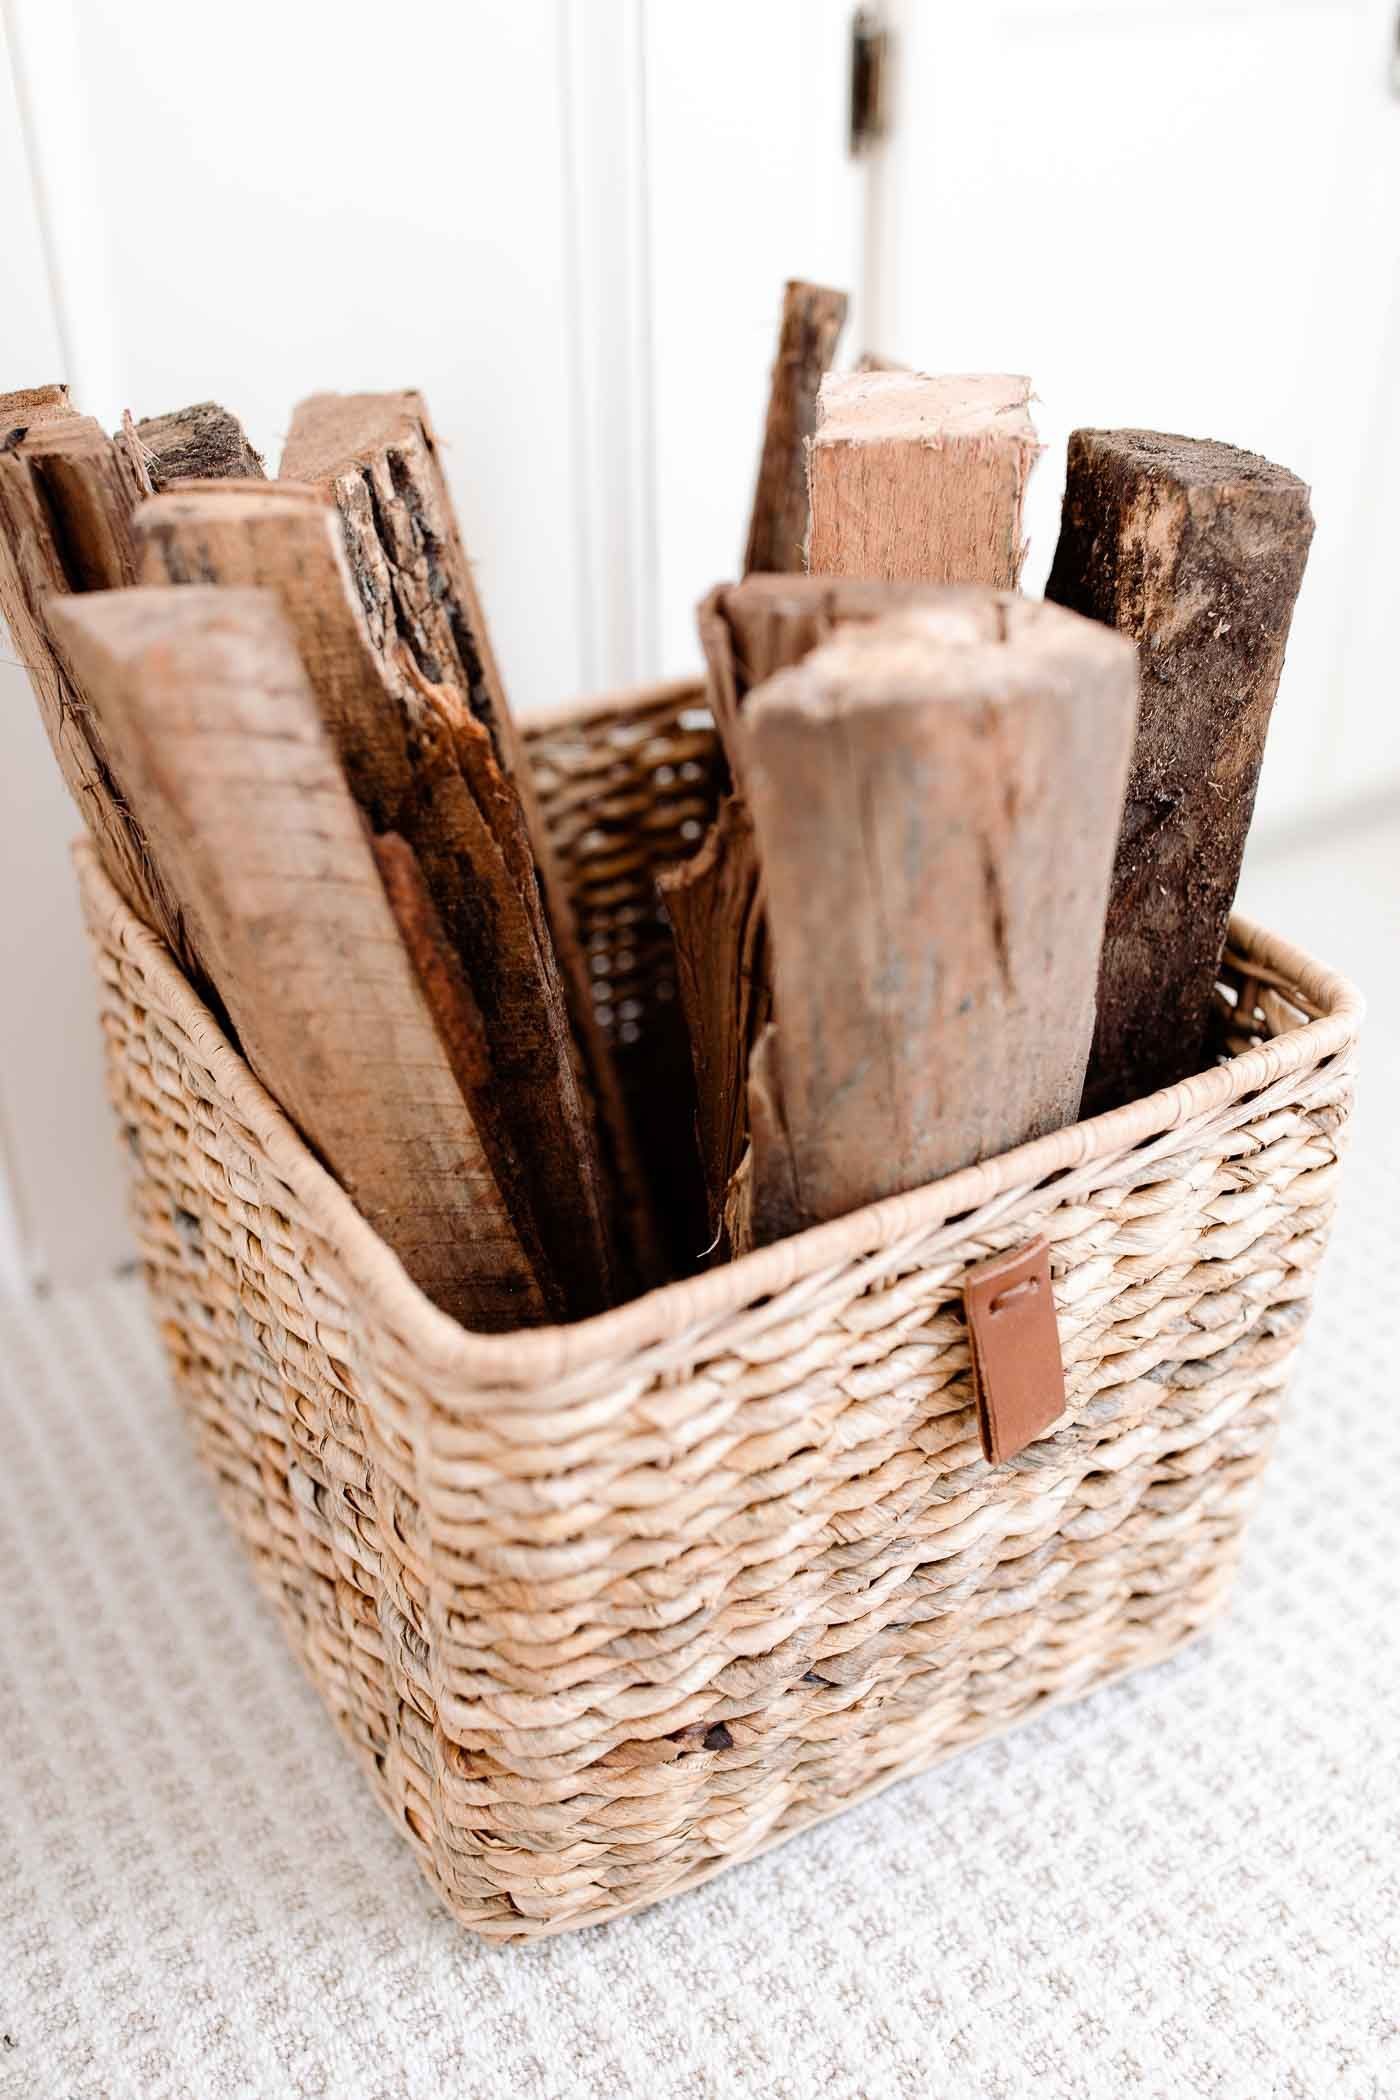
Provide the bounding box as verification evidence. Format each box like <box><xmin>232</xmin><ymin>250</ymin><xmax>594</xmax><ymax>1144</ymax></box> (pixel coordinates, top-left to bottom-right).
<box><xmin>963</xmin><ymin>1234</ymin><xmax>1066</xmax><ymax>1464</ymax></box>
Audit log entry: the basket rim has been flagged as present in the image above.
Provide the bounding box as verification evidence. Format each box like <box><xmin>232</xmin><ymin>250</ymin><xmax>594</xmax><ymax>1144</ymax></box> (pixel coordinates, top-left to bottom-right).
<box><xmin>75</xmin><ymin>839</ymin><xmax>1364</xmax><ymax>1388</ymax></box>
<box><xmin>524</xmin><ymin>673</ymin><xmax>706</xmax><ymax>737</ymax></box>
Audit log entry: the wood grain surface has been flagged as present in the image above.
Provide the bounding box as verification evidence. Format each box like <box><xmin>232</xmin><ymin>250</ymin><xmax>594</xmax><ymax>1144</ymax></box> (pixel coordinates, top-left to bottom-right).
<box><xmin>280</xmin><ymin>389</ymin><xmax>656</xmax><ymax>1290</ymax></box>
<box><xmin>738</xmin><ymin>590</ymin><xmax>1137</xmax><ymax>1241</ymax></box>
<box><xmin>52</xmin><ymin>586</ymin><xmax>547</xmax><ymax>1331</ymax></box>
<box><xmin>806</xmin><ymin>371</ymin><xmax>1039</xmax><ymax>587</ymax></box>
<box><xmin>135</xmin><ymin>482</ymin><xmax>613</xmax><ymax>1319</ymax></box>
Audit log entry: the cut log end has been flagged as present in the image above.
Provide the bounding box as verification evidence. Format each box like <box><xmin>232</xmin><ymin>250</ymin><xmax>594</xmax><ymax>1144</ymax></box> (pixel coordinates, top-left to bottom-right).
<box><xmin>123</xmin><ymin>401</ymin><xmax>266</xmax><ymax>492</ymax></box>
<box><xmin>807</xmin><ymin>371</ymin><xmax>1040</xmax><ymax>588</ymax></box>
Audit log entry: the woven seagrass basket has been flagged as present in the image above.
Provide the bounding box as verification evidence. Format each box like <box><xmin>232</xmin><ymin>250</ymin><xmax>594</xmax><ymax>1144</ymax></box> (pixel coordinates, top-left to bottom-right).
<box><xmin>76</xmin><ymin>675</ymin><xmax>1362</xmax><ymax>1942</ymax></box>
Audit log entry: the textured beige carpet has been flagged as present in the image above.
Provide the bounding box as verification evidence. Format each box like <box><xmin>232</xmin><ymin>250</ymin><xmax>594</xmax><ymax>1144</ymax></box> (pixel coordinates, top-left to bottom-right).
<box><xmin>1</xmin><ymin>813</ymin><xmax>1396</xmax><ymax>2100</ymax></box>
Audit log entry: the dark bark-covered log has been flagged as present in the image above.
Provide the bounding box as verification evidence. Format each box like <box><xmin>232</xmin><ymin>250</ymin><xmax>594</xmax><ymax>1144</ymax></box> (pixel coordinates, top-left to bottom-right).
<box><xmin>742</xmin><ymin>279</ymin><xmax>847</xmax><ymax>577</ymax></box>
<box><xmin>1045</xmin><ymin>428</ymin><xmax>1315</xmax><ymax>1112</ymax></box>
<box><xmin>51</xmin><ymin>588</ymin><xmax>548</xmax><ymax>1331</ymax></box>
<box><xmin>280</xmin><ymin>388</ymin><xmax>659</xmax><ymax>1291</ymax></box>
<box><xmin>738</xmin><ymin>591</ymin><xmax>1137</xmax><ymax>1242</ymax></box>
<box><xmin>134</xmin><ymin>481</ymin><xmax>613</xmax><ymax>1319</ymax></box>
<box><xmin>806</xmin><ymin>370</ymin><xmax>1039</xmax><ymax>587</ymax></box>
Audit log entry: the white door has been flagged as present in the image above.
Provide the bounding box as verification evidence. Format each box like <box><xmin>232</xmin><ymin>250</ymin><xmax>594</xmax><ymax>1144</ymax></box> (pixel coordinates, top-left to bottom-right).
<box><xmin>865</xmin><ymin>0</ymin><xmax>1400</xmax><ymax>832</ymax></box>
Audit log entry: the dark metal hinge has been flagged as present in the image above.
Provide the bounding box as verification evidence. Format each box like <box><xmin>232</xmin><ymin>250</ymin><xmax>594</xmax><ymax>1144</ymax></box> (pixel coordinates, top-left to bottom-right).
<box><xmin>849</xmin><ymin>9</ymin><xmax>890</xmax><ymax>155</ymax></box>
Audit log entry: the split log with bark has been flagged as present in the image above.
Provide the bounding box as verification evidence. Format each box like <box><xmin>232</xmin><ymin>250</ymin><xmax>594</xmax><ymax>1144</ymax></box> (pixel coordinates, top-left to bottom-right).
<box><xmin>278</xmin><ymin>388</ymin><xmax>659</xmax><ymax>1290</ymax></box>
<box><xmin>134</xmin><ymin>480</ymin><xmax>614</xmax><ymax>1319</ymax></box>
<box><xmin>52</xmin><ymin>587</ymin><xmax>547</xmax><ymax>1331</ymax></box>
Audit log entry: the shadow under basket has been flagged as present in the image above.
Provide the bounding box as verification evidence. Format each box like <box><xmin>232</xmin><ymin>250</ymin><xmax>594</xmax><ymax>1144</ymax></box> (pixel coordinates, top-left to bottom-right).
<box><xmin>76</xmin><ymin>679</ymin><xmax>1363</xmax><ymax>1943</ymax></box>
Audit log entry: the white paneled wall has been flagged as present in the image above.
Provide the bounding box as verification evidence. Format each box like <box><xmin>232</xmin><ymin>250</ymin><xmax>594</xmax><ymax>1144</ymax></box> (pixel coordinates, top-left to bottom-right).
<box><xmin>645</xmin><ymin>1</ymin><xmax>862</xmax><ymax>675</ymax></box>
<box><xmin>870</xmin><ymin>0</ymin><xmax>1400</xmax><ymax>834</ymax></box>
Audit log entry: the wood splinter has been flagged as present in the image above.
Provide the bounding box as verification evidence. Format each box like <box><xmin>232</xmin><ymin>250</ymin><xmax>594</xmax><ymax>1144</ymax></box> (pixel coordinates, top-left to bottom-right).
<box><xmin>743</xmin><ymin>279</ymin><xmax>848</xmax><ymax>577</ymax></box>
<box><xmin>657</xmin><ymin>794</ymin><xmax>770</xmax><ymax>1244</ymax></box>
<box><xmin>1046</xmin><ymin>428</ymin><xmax>1315</xmax><ymax>1112</ymax></box>
<box><xmin>736</xmin><ymin>590</ymin><xmax>1137</xmax><ymax>1247</ymax></box>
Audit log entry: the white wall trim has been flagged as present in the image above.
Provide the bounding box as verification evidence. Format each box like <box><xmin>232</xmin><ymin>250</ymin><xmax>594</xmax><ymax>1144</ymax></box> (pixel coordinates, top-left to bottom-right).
<box><xmin>0</xmin><ymin>1095</ymin><xmax>32</xmax><ymax>1297</ymax></box>
<box><xmin>2</xmin><ymin>0</ymin><xmax>121</xmax><ymax>419</ymax></box>
<box><xmin>556</xmin><ymin>0</ymin><xmax>660</xmax><ymax>694</ymax></box>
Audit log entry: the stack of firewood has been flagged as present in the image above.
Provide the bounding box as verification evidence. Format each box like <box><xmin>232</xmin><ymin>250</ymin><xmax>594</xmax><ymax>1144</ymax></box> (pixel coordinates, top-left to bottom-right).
<box><xmin>0</xmin><ymin>281</ymin><xmax>1313</xmax><ymax>1331</ymax></box>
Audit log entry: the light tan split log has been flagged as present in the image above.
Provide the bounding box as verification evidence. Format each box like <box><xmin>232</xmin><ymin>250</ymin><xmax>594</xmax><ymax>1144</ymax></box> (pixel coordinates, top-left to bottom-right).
<box><xmin>280</xmin><ymin>388</ymin><xmax>659</xmax><ymax>1289</ymax></box>
<box><xmin>738</xmin><ymin>590</ymin><xmax>1137</xmax><ymax>1242</ymax></box>
<box><xmin>743</xmin><ymin>279</ymin><xmax>848</xmax><ymax>577</ymax></box>
<box><xmin>1046</xmin><ymin>428</ymin><xmax>1315</xmax><ymax>1113</ymax></box>
<box><xmin>50</xmin><ymin>586</ymin><xmax>547</xmax><ymax>1332</ymax></box>
<box><xmin>134</xmin><ymin>481</ymin><xmax>613</xmax><ymax>1319</ymax></box>
<box><xmin>698</xmin><ymin>573</ymin><xmax>952</xmax><ymax>765</ymax></box>
<box><xmin>135</xmin><ymin>483</ymin><xmax>416</xmax><ymax>827</ymax></box>
<box><xmin>805</xmin><ymin>371</ymin><xmax>1039</xmax><ymax>587</ymax></box>
<box><xmin>117</xmin><ymin>401</ymin><xmax>265</xmax><ymax>495</ymax></box>
<box><xmin>685</xmin><ymin>575</ymin><xmax>965</xmax><ymax>1245</ymax></box>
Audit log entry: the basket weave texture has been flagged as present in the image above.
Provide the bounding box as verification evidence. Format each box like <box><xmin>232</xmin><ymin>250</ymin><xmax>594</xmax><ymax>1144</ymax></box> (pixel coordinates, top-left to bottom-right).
<box><xmin>76</xmin><ymin>680</ymin><xmax>1362</xmax><ymax>1942</ymax></box>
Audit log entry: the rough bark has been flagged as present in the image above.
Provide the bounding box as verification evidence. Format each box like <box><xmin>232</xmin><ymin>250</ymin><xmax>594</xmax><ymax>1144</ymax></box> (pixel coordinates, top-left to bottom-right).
<box><xmin>1</xmin><ymin>382</ymin><xmax>73</xmax><ymax>431</ymax></box>
<box><xmin>371</xmin><ymin>831</ymin><xmax>564</xmax><ymax>1320</ymax></box>
<box><xmin>1045</xmin><ymin>428</ymin><xmax>1315</xmax><ymax>1112</ymax></box>
<box><xmin>0</xmin><ymin>416</ymin><xmax>199</xmax><ymax>979</ymax></box>
<box><xmin>806</xmin><ymin>371</ymin><xmax>1040</xmax><ymax>587</ymax></box>
<box><xmin>117</xmin><ymin>401</ymin><xmax>265</xmax><ymax>493</ymax></box>
<box><xmin>280</xmin><ymin>388</ymin><xmax>658</xmax><ymax>1289</ymax></box>
<box><xmin>656</xmin><ymin>794</ymin><xmax>770</xmax><ymax>1243</ymax></box>
<box><xmin>51</xmin><ymin>587</ymin><xmax>548</xmax><ymax>1331</ymax></box>
<box><xmin>743</xmin><ymin>279</ymin><xmax>848</xmax><ymax>577</ymax></box>
<box><xmin>738</xmin><ymin>591</ymin><xmax>1137</xmax><ymax>1242</ymax></box>
<box><xmin>134</xmin><ymin>482</ymin><xmax>613</xmax><ymax>1318</ymax></box>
